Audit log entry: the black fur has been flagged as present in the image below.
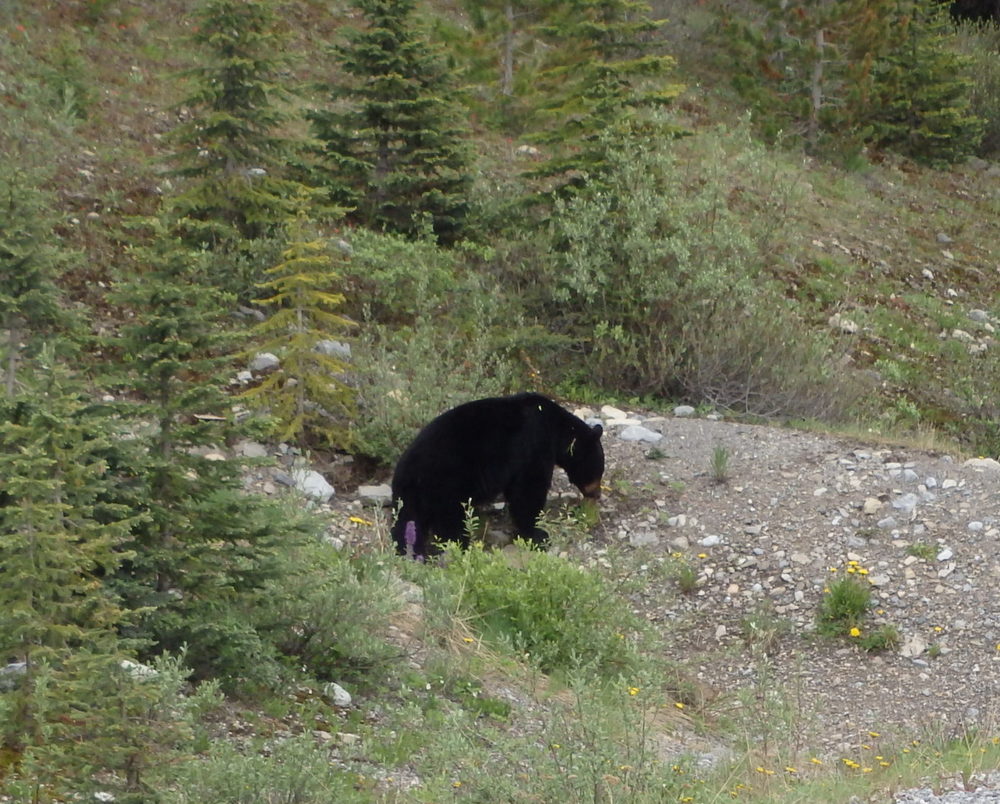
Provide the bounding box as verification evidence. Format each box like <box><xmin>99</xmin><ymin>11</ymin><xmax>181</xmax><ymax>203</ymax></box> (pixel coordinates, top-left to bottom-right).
<box><xmin>390</xmin><ymin>393</ymin><xmax>604</xmax><ymax>557</ymax></box>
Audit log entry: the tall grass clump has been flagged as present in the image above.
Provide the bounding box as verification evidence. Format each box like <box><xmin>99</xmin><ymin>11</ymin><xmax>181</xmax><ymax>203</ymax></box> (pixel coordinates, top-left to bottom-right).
<box><xmin>441</xmin><ymin>544</ymin><xmax>650</xmax><ymax>679</ymax></box>
<box><xmin>539</xmin><ymin>120</ymin><xmax>862</xmax><ymax>420</ymax></box>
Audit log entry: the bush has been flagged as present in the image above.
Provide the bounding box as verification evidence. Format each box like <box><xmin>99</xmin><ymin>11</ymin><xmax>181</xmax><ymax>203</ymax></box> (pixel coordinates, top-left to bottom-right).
<box><xmin>538</xmin><ymin>122</ymin><xmax>858</xmax><ymax>418</ymax></box>
<box><xmin>442</xmin><ymin>544</ymin><xmax>648</xmax><ymax>679</ymax></box>
<box><xmin>953</xmin><ymin>20</ymin><xmax>1000</xmax><ymax>157</ymax></box>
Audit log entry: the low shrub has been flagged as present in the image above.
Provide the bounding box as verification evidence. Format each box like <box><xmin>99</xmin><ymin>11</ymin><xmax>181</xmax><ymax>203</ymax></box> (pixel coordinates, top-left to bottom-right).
<box><xmin>441</xmin><ymin>544</ymin><xmax>649</xmax><ymax>679</ymax></box>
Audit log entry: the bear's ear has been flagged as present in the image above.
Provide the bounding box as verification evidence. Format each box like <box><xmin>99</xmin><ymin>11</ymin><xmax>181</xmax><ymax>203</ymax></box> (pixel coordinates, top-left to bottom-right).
<box><xmin>591</xmin><ymin>423</ymin><xmax>603</xmax><ymax>438</ymax></box>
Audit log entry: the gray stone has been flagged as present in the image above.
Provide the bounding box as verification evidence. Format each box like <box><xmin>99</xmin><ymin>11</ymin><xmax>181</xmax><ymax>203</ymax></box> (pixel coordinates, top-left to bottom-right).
<box><xmin>358</xmin><ymin>483</ymin><xmax>392</xmax><ymax>505</ymax></box>
<box><xmin>236</xmin><ymin>440</ymin><xmax>269</xmax><ymax>459</ymax></box>
<box><xmin>249</xmin><ymin>352</ymin><xmax>280</xmax><ymax>372</ymax></box>
<box><xmin>936</xmin><ymin>547</ymin><xmax>954</xmax><ymax>562</ymax></box>
<box><xmin>292</xmin><ymin>468</ymin><xmax>335</xmax><ymax>502</ymax></box>
<box><xmin>315</xmin><ymin>339</ymin><xmax>352</xmax><ymax>360</ymax></box>
<box><xmin>964</xmin><ymin>457</ymin><xmax>1000</xmax><ymax>473</ymax></box>
<box><xmin>673</xmin><ymin>405</ymin><xmax>696</xmax><ymax>418</ymax></box>
<box><xmin>324</xmin><ymin>682</ymin><xmax>352</xmax><ymax>707</ymax></box>
<box><xmin>618</xmin><ymin>425</ymin><xmax>663</xmax><ymax>443</ymax></box>
<box><xmin>699</xmin><ymin>534</ymin><xmax>721</xmax><ymax>547</ymax></box>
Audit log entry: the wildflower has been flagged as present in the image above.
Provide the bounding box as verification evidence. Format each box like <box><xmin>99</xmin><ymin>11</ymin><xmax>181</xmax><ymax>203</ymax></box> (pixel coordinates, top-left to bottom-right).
<box><xmin>452</xmin><ymin>781</ymin><xmax>462</xmax><ymax>788</ymax></box>
<box><xmin>349</xmin><ymin>515</ymin><xmax>373</xmax><ymax>526</ymax></box>
<box><xmin>674</xmin><ymin>701</ymin><xmax>685</xmax><ymax>709</ymax></box>
<box><xmin>784</xmin><ymin>766</ymin><xmax>797</xmax><ymax>774</ymax></box>
<box><xmin>551</xmin><ymin>743</ymin><xmax>561</xmax><ymax>750</ymax></box>
<box><xmin>829</xmin><ymin>566</ymin><xmax>838</xmax><ymax>573</ymax></box>
<box><xmin>698</xmin><ymin>553</ymin><xmax>708</xmax><ymax>559</ymax></box>
<box><xmin>933</xmin><ymin>626</ymin><xmax>942</xmax><ymax>632</ymax></box>
<box><xmin>850</xmin><ymin>627</ymin><xmax>862</xmax><ymax>638</ymax></box>
<box><xmin>861</xmin><ymin>744</ymin><xmax>871</xmax><ymax>750</ymax></box>
<box><xmin>755</xmin><ymin>766</ymin><xmax>774</xmax><ymax>775</ymax></box>
<box><xmin>842</xmin><ymin>758</ymin><xmax>860</xmax><ymax>769</ymax></box>
<box><xmin>862</xmin><ymin>767</ymin><xmax>873</xmax><ymax>773</ymax></box>
<box><xmin>627</xmin><ymin>686</ymin><xmax>640</xmax><ymax>696</ymax></box>
<box><xmin>462</xmin><ymin>637</ymin><xmax>475</xmax><ymax>644</ymax></box>
<box><xmin>902</xmin><ymin>748</ymin><xmax>911</xmax><ymax>754</ymax></box>
<box><xmin>858</xmin><ymin>568</ymin><xmax>869</xmax><ymax>575</ymax></box>
<box><xmin>869</xmin><ymin>731</ymin><xmax>881</xmax><ymax>738</ymax></box>
<box><xmin>880</xmin><ymin>761</ymin><xmax>891</xmax><ymax>767</ymax></box>
<box><xmin>846</xmin><ymin>566</ymin><xmax>857</xmax><ymax>574</ymax></box>
<box><xmin>810</xmin><ymin>757</ymin><xmax>823</xmax><ymax>765</ymax></box>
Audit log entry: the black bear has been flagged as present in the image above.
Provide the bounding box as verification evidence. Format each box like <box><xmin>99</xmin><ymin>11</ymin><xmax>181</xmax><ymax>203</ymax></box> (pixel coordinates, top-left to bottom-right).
<box><xmin>390</xmin><ymin>393</ymin><xmax>604</xmax><ymax>558</ymax></box>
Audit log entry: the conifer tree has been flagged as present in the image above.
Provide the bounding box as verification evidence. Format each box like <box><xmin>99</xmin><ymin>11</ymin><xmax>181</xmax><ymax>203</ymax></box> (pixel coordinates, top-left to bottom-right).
<box><xmin>108</xmin><ymin>218</ymin><xmax>290</xmax><ymax>681</ymax></box>
<box><xmin>310</xmin><ymin>0</ymin><xmax>473</xmax><ymax>243</ymax></box>
<box><xmin>524</xmin><ymin>0</ymin><xmax>680</xmax><ymax>196</ymax></box>
<box><xmin>0</xmin><ymin>353</ymin><xmax>137</xmax><ymax>766</ymax></box>
<box><xmin>243</xmin><ymin>207</ymin><xmax>356</xmax><ymax>449</ymax></box>
<box><xmin>0</xmin><ymin>171</ymin><xmax>68</xmax><ymax>397</ymax></box>
<box><xmin>868</xmin><ymin>0</ymin><xmax>984</xmax><ymax>165</ymax></box>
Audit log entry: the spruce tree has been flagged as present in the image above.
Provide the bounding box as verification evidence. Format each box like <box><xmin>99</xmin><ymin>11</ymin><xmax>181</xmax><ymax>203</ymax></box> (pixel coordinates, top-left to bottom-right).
<box><xmin>108</xmin><ymin>218</ymin><xmax>289</xmax><ymax>683</ymax></box>
<box><xmin>524</xmin><ymin>0</ymin><xmax>680</xmax><ymax>196</ymax></box>
<box><xmin>243</xmin><ymin>207</ymin><xmax>356</xmax><ymax>450</ymax></box>
<box><xmin>310</xmin><ymin>0</ymin><xmax>473</xmax><ymax>243</ymax></box>
<box><xmin>0</xmin><ymin>171</ymin><xmax>68</xmax><ymax>397</ymax></box>
<box><xmin>0</xmin><ymin>353</ymin><xmax>138</xmax><ymax>776</ymax></box>
<box><xmin>868</xmin><ymin>0</ymin><xmax>984</xmax><ymax>165</ymax></box>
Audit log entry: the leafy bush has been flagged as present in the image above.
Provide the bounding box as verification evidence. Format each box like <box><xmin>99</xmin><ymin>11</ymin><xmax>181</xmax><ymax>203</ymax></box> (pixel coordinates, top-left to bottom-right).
<box><xmin>539</xmin><ymin>122</ymin><xmax>859</xmax><ymax>419</ymax></box>
<box><xmin>162</xmin><ymin>734</ymin><xmax>366</xmax><ymax>804</ymax></box>
<box><xmin>954</xmin><ymin>20</ymin><xmax>1000</xmax><ymax>157</ymax></box>
<box><xmin>254</xmin><ymin>543</ymin><xmax>403</xmax><ymax>687</ymax></box>
<box><xmin>442</xmin><ymin>544</ymin><xmax>648</xmax><ymax>678</ymax></box>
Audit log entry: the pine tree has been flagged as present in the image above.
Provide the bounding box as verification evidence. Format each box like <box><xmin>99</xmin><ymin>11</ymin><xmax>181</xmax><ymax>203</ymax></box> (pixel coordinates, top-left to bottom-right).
<box><xmin>107</xmin><ymin>217</ymin><xmax>302</xmax><ymax>684</ymax></box>
<box><xmin>868</xmin><ymin>0</ymin><xmax>984</xmax><ymax>165</ymax></box>
<box><xmin>0</xmin><ymin>352</ymin><xmax>138</xmax><ymax>764</ymax></box>
<box><xmin>310</xmin><ymin>0</ymin><xmax>473</xmax><ymax>243</ymax></box>
<box><xmin>243</xmin><ymin>208</ymin><xmax>356</xmax><ymax>450</ymax></box>
<box><xmin>0</xmin><ymin>171</ymin><xmax>69</xmax><ymax>397</ymax></box>
<box><xmin>524</xmin><ymin>0</ymin><xmax>680</xmax><ymax>196</ymax></box>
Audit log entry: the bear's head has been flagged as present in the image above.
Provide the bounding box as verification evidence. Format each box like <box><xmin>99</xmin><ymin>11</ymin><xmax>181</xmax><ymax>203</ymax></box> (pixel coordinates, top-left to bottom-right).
<box><xmin>561</xmin><ymin>423</ymin><xmax>604</xmax><ymax>499</ymax></box>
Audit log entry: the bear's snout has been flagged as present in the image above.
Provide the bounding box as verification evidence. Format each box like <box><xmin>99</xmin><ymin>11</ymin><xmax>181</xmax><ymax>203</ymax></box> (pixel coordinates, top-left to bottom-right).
<box><xmin>579</xmin><ymin>480</ymin><xmax>602</xmax><ymax>499</ymax></box>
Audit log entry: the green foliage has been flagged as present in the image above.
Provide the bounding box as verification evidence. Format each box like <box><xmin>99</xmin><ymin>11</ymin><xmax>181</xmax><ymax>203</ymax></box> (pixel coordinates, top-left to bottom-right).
<box><xmin>540</xmin><ymin>122</ymin><xmax>857</xmax><ymax>418</ymax></box>
<box><xmin>950</xmin><ymin>20</ymin><xmax>1000</xmax><ymax>157</ymax></box>
<box><xmin>254</xmin><ymin>543</ymin><xmax>402</xmax><ymax>687</ymax></box>
<box><xmin>816</xmin><ymin>576</ymin><xmax>871</xmax><ymax>637</ymax></box>
<box><xmin>525</xmin><ymin>0</ymin><xmax>682</xmax><ymax>197</ymax></box>
<box><xmin>0</xmin><ymin>171</ymin><xmax>70</xmax><ymax>396</ymax></box>
<box><xmin>351</xmin><ymin>312</ymin><xmax>519</xmax><ymax>464</ymax></box>
<box><xmin>242</xmin><ymin>210</ymin><xmax>356</xmax><ymax>450</ymax></box>
<box><xmin>723</xmin><ymin>0</ymin><xmax>983</xmax><ymax>164</ymax></box>
<box><xmin>867</xmin><ymin>0</ymin><xmax>984</xmax><ymax>166</ymax></box>
<box><xmin>310</xmin><ymin>0</ymin><xmax>473</xmax><ymax>242</ymax></box>
<box><xmin>710</xmin><ymin>444</ymin><xmax>730</xmax><ymax>483</ymax></box>
<box><xmin>164</xmin><ymin>0</ymin><xmax>319</xmax><ymax>297</ymax></box>
<box><xmin>161</xmin><ymin>733</ymin><xmax>366</xmax><ymax>804</ymax></box>
<box><xmin>442</xmin><ymin>544</ymin><xmax>647</xmax><ymax>678</ymax></box>
<box><xmin>858</xmin><ymin>623</ymin><xmax>902</xmax><ymax>653</ymax></box>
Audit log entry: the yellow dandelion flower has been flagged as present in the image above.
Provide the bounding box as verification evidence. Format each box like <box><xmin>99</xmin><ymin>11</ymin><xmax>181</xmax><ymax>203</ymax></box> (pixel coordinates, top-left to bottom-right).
<box><xmin>784</xmin><ymin>766</ymin><xmax>797</xmax><ymax>774</ymax></box>
<box><xmin>880</xmin><ymin>761</ymin><xmax>891</xmax><ymax>767</ymax></box>
<box><xmin>934</xmin><ymin>626</ymin><xmax>943</xmax><ymax>632</ymax></box>
<box><xmin>462</xmin><ymin>637</ymin><xmax>475</xmax><ymax>644</ymax></box>
<box><xmin>902</xmin><ymin>748</ymin><xmax>910</xmax><ymax>754</ymax></box>
<box><xmin>862</xmin><ymin>767</ymin><xmax>873</xmax><ymax>773</ymax></box>
<box><xmin>861</xmin><ymin>744</ymin><xmax>872</xmax><ymax>750</ymax></box>
<box><xmin>829</xmin><ymin>567</ymin><xmax>839</xmax><ymax>573</ymax></box>
<box><xmin>674</xmin><ymin>701</ymin><xmax>685</xmax><ymax>709</ymax></box>
<box><xmin>619</xmin><ymin>765</ymin><xmax>633</xmax><ymax>772</ymax></box>
<box><xmin>850</xmin><ymin>627</ymin><xmax>862</xmax><ymax>637</ymax></box>
<box><xmin>698</xmin><ymin>553</ymin><xmax>708</xmax><ymax>559</ymax></box>
<box><xmin>552</xmin><ymin>743</ymin><xmax>561</xmax><ymax>750</ymax></box>
<box><xmin>846</xmin><ymin>567</ymin><xmax>857</xmax><ymax>574</ymax></box>
<box><xmin>847</xmin><ymin>560</ymin><xmax>859</xmax><ymax>566</ymax></box>
<box><xmin>858</xmin><ymin>568</ymin><xmax>869</xmax><ymax>575</ymax></box>
<box><xmin>453</xmin><ymin>781</ymin><xmax>463</xmax><ymax>788</ymax></box>
<box><xmin>869</xmin><ymin>732</ymin><xmax>881</xmax><ymax>738</ymax></box>
<box><xmin>627</xmin><ymin>686</ymin><xmax>640</xmax><ymax>696</ymax></box>
<box><xmin>348</xmin><ymin>516</ymin><xmax>373</xmax><ymax>526</ymax></box>
<box><xmin>810</xmin><ymin>757</ymin><xmax>823</xmax><ymax>765</ymax></box>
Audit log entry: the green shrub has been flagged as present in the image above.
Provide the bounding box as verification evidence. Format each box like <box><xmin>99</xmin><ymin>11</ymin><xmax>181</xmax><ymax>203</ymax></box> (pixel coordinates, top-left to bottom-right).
<box><xmin>953</xmin><ymin>22</ymin><xmax>1000</xmax><ymax>157</ymax></box>
<box><xmin>162</xmin><ymin>734</ymin><xmax>366</xmax><ymax>804</ymax></box>
<box><xmin>442</xmin><ymin>544</ymin><xmax>648</xmax><ymax>678</ymax></box>
<box><xmin>539</xmin><ymin>122</ymin><xmax>860</xmax><ymax>419</ymax></box>
<box><xmin>255</xmin><ymin>544</ymin><xmax>402</xmax><ymax>688</ymax></box>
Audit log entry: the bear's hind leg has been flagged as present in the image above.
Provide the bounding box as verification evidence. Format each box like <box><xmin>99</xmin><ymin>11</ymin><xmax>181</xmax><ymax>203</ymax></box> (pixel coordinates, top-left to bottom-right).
<box><xmin>505</xmin><ymin>468</ymin><xmax>553</xmax><ymax>547</ymax></box>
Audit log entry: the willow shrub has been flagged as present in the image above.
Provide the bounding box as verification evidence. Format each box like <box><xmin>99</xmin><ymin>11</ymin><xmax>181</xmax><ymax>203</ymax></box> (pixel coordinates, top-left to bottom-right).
<box><xmin>540</xmin><ymin>122</ymin><xmax>860</xmax><ymax>420</ymax></box>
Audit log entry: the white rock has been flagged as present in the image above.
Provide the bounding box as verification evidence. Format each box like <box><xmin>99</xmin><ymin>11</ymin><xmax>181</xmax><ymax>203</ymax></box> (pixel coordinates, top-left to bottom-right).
<box><xmin>358</xmin><ymin>484</ymin><xmax>392</xmax><ymax>505</ymax></box>
<box><xmin>315</xmin><ymin>339</ymin><xmax>352</xmax><ymax>360</ymax></box>
<box><xmin>324</xmin><ymin>682</ymin><xmax>352</xmax><ymax>707</ymax></box>
<box><xmin>699</xmin><ymin>534</ymin><xmax>721</xmax><ymax>547</ymax></box>
<box><xmin>600</xmin><ymin>405</ymin><xmax>628</xmax><ymax>420</ymax></box>
<box><xmin>629</xmin><ymin>530</ymin><xmax>659</xmax><ymax>548</ymax></box>
<box><xmin>936</xmin><ymin>547</ymin><xmax>953</xmax><ymax>562</ymax></box>
<box><xmin>968</xmin><ymin>521</ymin><xmax>984</xmax><ymax>532</ymax></box>
<box><xmin>292</xmin><ymin>468</ymin><xmax>335</xmax><ymax>502</ymax></box>
<box><xmin>673</xmin><ymin>405</ymin><xmax>696</xmax><ymax>418</ymax></box>
<box><xmin>236</xmin><ymin>440</ymin><xmax>269</xmax><ymax>458</ymax></box>
<box><xmin>618</xmin><ymin>425</ymin><xmax>663</xmax><ymax>443</ymax></box>
<box><xmin>964</xmin><ymin>457</ymin><xmax>1000</xmax><ymax>473</ymax></box>
<box><xmin>249</xmin><ymin>352</ymin><xmax>280</xmax><ymax>372</ymax></box>
<box><xmin>862</xmin><ymin>498</ymin><xmax>883</xmax><ymax>515</ymax></box>
<box><xmin>900</xmin><ymin>634</ymin><xmax>927</xmax><ymax>658</ymax></box>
